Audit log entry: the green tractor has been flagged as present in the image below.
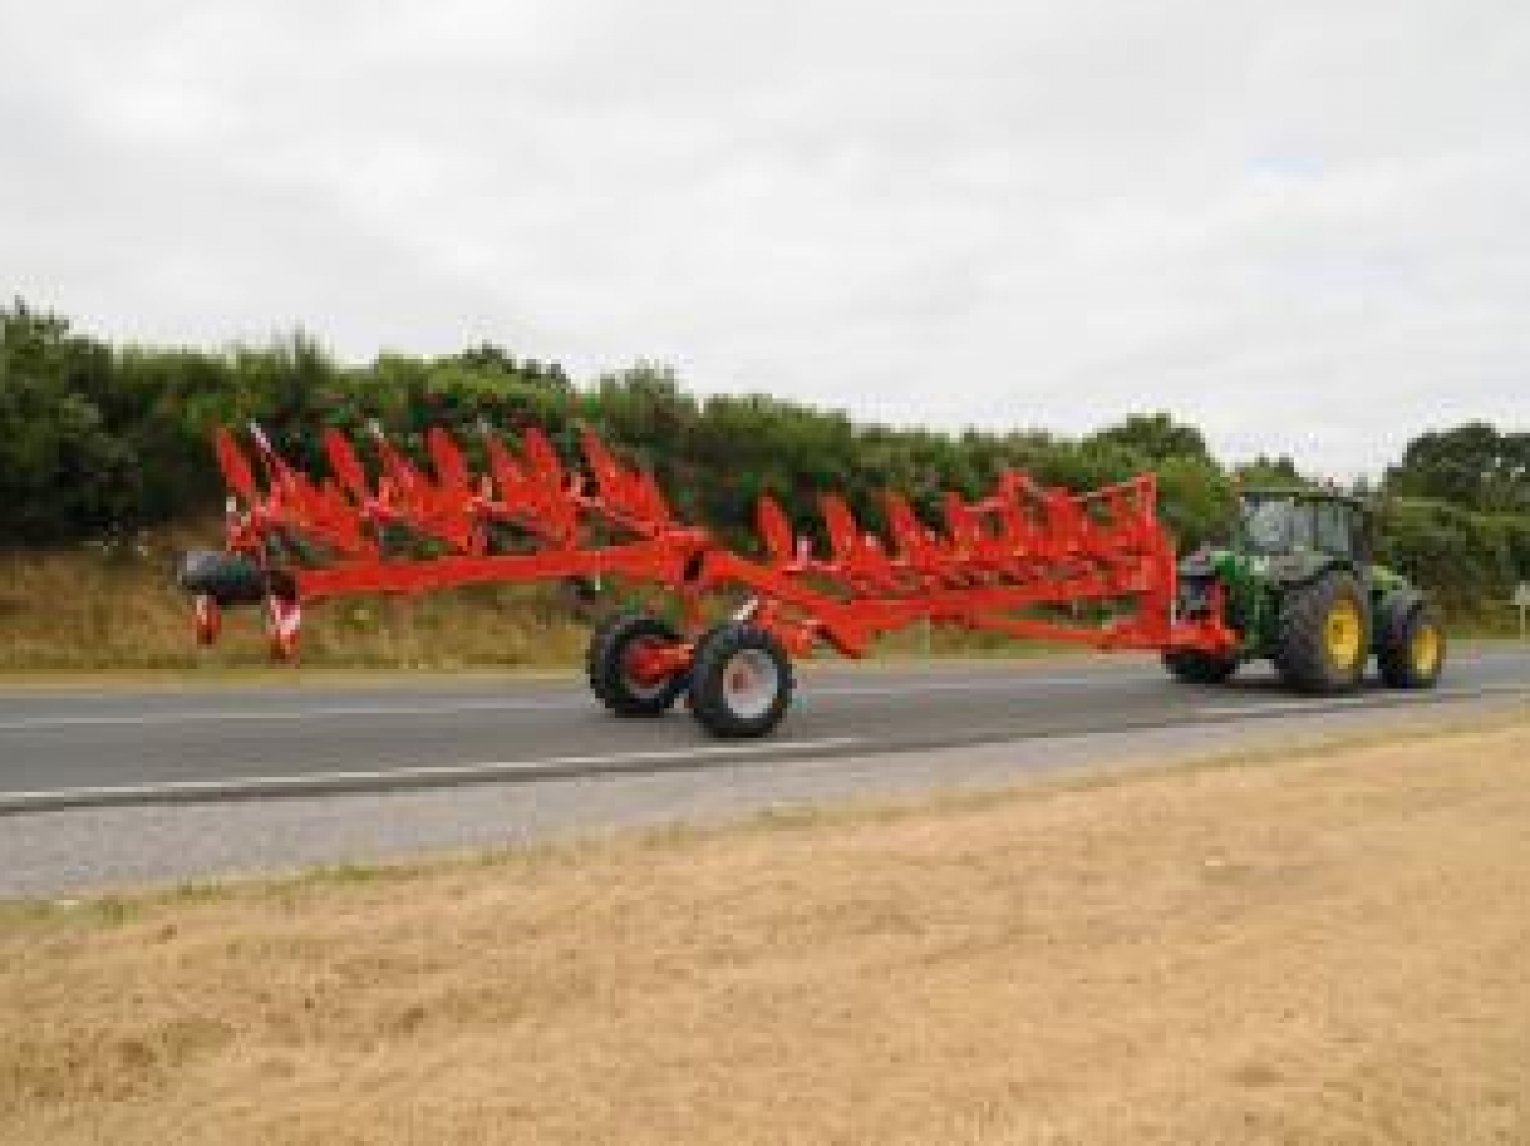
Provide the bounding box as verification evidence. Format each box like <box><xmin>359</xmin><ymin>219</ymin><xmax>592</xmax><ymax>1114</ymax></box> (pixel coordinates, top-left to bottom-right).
<box><xmin>1163</xmin><ymin>488</ymin><xmax>1445</xmax><ymax>693</ymax></box>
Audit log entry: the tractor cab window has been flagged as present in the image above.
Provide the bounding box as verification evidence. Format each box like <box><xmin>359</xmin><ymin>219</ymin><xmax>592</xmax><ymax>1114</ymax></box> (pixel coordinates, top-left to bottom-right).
<box><xmin>1289</xmin><ymin>503</ymin><xmax>1317</xmax><ymax>551</ymax></box>
<box><xmin>1314</xmin><ymin>502</ymin><xmax>1356</xmax><ymax>558</ymax></box>
<box><xmin>1241</xmin><ymin>494</ymin><xmax>1363</xmax><ymax>559</ymax></box>
<box><xmin>1240</xmin><ymin>497</ymin><xmax>1296</xmax><ymax>555</ymax></box>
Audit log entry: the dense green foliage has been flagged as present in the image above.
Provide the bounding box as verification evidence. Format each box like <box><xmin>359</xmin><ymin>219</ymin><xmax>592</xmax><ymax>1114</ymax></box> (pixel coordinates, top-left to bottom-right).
<box><xmin>1385</xmin><ymin>423</ymin><xmax>1530</xmax><ymax>514</ymax></box>
<box><xmin>1</xmin><ymin>299</ymin><xmax>1524</xmax><ymax>617</ymax></box>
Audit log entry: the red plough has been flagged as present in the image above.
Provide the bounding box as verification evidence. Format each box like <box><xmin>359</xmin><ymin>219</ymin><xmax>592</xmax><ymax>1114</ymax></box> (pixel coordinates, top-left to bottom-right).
<box><xmin>179</xmin><ymin>422</ymin><xmax>1236</xmax><ymax>736</ymax></box>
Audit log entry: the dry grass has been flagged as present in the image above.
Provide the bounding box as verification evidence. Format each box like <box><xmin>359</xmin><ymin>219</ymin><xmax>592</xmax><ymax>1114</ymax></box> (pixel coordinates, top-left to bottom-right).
<box><xmin>3</xmin><ymin>719</ymin><xmax>1530</xmax><ymax>1144</ymax></box>
<box><xmin>0</xmin><ymin>531</ymin><xmax>1065</xmax><ymax>673</ymax></box>
<box><xmin>0</xmin><ymin>530</ymin><xmax>598</xmax><ymax>672</ymax></box>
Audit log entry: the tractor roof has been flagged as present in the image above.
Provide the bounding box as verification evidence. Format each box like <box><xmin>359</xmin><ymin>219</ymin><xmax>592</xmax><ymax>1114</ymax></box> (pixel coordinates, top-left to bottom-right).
<box><xmin>1238</xmin><ymin>486</ymin><xmax>1369</xmax><ymax>511</ymax></box>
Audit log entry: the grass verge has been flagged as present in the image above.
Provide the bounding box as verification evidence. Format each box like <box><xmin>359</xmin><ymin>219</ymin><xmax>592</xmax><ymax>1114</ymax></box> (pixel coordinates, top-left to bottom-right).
<box><xmin>0</xmin><ymin>530</ymin><xmax>1076</xmax><ymax>673</ymax></box>
<box><xmin>3</xmin><ymin>711</ymin><xmax>1529</xmax><ymax>1143</ymax></box>
<box><xmin>0</xmin><ymin>529</ymin><xmax>594</xmax><ymax>672</ymax></box>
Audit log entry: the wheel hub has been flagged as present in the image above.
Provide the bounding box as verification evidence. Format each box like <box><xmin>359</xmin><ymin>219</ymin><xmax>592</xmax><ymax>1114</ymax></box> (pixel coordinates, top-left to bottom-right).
<box><xmin>721</xmin><ymin>648</ymin><xmax>779</xmax><ymax>720</ymax></box>
<box><xmin>1411</xmin><ymin>623</ymin><xmax>1441</xmax><ymax>675</ymax></box>
<box><xmin>621</xmin><ymin>637</ymin><xmax>678</xmax><ymax>700</ymax></box>
<box><xmin>1324</xmin><ymin>599</ymin><xmax>1362</xmax><ymax>668</ymax></box>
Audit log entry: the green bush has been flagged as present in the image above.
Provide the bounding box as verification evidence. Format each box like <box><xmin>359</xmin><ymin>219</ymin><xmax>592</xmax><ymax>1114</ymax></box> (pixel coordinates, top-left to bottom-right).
<box><xmin>2</xmin><ymin>299</ymin><xmax>1524</xmax><ymax>619</ymax></box>
<box><xmin>1374</xmin><ymin>497</ymin><xmax>1528</xmax><ymax>614</ymax></box>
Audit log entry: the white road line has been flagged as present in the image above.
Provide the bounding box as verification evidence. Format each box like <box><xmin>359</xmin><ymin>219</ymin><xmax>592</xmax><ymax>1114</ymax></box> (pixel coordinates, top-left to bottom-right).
<box><xmin>0</xmin><ymin>697</ymin><xmax>585</xmax><ymax>731</ymax></box>
<box><xmin>0</xmin><ymin>672</ymin><xmax>1157</xmax><ymax>731</ymax></box>
<box><xmin>1196</xmin><ymin>696</ymin><xmax>1372</xmax><ymax>716</ymax></box>
<box><xmin>811</xmin><ymin>672</ymin><xmax>1155</xmax><ymax>698</ymax></box>
<box><xmin>0</xmin><ymin>736</ymin><xmax>867</xmax><ymax>807</ymax></box>
<box><xmin>1197</xmin><ymin>682</ymin><xmax>1529</xmax><ymax>718</ymax></box>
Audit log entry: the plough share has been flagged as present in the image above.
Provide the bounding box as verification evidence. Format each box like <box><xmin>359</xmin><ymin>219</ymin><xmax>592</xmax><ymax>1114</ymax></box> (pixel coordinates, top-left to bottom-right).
<box><xmin>179</xmin><ymin>421</ymin><xmax>1236</xmax><ymax>737</ymax></box>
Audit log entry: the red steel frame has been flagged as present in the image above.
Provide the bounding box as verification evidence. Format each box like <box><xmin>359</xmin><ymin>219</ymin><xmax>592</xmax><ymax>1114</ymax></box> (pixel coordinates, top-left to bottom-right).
<box><xmin>196</xmin><ymin>421</ymin><xmax>1237</xmax><ymax>668</ymax></box>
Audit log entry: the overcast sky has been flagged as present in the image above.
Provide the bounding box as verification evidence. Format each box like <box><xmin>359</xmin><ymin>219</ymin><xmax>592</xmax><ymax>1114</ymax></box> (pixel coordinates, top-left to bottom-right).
<box><xmin>2</xmin><ymin>1</ymin><xmax>1526</xmax><ymax>475</ymax></box>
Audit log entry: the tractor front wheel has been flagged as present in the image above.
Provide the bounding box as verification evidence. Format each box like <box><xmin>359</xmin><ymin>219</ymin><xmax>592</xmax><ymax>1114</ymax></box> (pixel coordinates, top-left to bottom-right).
<box><xmin>686</xmin><ymin>623</ymin><xmax>794</xmax><ymax>739</ymax></box>
<box><xmin>586</xmin><ymin>612</ymin><xmax>689</xmax><ymax>717</ymax></box>
<box><xmin>1376</xmin><ymin>595</ymin><xmax>1446</xmax><ymax>689</ymax></box>
<box><xmin>1161</xmin><ymin>649</ymin><xmax>1239</xmax><ymax>685</ymax></box>
<box><xmin>1273</xmin><ymin>571</ymin><xmax>1368</xmax><ymax>694</ymax></box>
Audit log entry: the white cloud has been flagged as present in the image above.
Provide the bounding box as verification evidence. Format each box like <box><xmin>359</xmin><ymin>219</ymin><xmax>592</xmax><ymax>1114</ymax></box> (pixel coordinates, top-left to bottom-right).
<box><xmin>2</xmin><ymin>0</ymin><xmax>1526</xmax><ymax>474</ymax></box>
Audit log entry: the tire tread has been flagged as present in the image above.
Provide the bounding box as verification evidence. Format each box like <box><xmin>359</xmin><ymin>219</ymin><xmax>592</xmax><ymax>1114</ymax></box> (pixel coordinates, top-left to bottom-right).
<box><xmin>1273</xmin><ymin>571</ymin><xmax>1367</xmax><ymax>694</ymax></box>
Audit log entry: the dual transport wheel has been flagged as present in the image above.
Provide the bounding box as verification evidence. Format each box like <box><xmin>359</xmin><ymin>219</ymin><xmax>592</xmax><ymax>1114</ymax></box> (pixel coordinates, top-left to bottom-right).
<box><xmin>585</xmin><ymin>612</ymin><xmax>795</xmax><ymax>738</ymax></box>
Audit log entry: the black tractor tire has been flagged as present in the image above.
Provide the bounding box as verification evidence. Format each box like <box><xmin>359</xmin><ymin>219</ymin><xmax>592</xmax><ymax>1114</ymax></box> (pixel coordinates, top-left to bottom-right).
<box><xmin>585</xmin><ymin>612</ymin><xmax>688</xmax><ymax>717</ymax></box>
<box><xmin>686</xmin><ymin>622</ymin><xmax>795</xmax><ymax>739</ymax></box>
<box><xmin>1161</xmin><ymin>649</ymin><xmax>1239</xmax><ymax>685</ymax></box>
<box><xmin>1375</xmin><ymin>593</ymin><xmax>1446</xmax><ymax>689</ymax></box>
<box><xmin>1273</xmin><ymin>571</ymin><xmax>1369</xmax><ymax>694</ymax></box>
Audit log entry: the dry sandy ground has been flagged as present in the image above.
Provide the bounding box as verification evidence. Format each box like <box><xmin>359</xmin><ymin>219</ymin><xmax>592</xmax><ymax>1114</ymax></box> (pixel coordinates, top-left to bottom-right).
<box><xmin>2</xmin><ymin>713</ymin><xmax>1528</xmax><ymax>1145</ymax></box>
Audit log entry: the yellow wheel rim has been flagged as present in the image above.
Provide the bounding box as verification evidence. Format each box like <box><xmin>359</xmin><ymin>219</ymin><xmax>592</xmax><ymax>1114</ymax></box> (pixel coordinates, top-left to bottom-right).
<box><xmin>1411</xmin><ymin>623</ymin><xmax>1441</xmax><ymax>676</ymax></box>
<box><xmin>1325</xmin><ymin>598</ymin><xmax>1363</xmax><ymax>667</ymax></box>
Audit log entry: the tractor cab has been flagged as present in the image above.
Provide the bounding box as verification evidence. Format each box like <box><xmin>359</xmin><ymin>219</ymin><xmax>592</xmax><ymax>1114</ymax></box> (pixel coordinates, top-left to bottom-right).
<box><xmin>1235</xmin><ymin>488</ymin><xmax>1370</xmax><ymax>565</ymax></box>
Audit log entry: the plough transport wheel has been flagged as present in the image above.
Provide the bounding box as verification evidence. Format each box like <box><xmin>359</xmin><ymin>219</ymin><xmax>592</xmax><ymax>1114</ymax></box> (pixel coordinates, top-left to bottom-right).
<box><xmin>586</xmin><ymin>612</ymin><xmax>689</xmax><ymax>717</ymax></box>
<box><xmin>686</xmin><ymin>623</ymin><xmax>795</xmax><ymax>739</ymax></box>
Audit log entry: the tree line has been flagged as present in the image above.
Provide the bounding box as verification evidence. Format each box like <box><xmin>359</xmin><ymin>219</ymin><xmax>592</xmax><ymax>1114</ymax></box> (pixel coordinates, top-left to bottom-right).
<box><xmin>2</xmin><ymin>299</ymin><xmax>1526</xmax><ymax>616</ymax></box>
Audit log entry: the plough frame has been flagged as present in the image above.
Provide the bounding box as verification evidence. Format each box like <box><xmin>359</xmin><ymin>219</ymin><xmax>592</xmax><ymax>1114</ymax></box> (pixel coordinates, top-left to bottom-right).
<box><xmin>182</xmin><ymin>421</ymin><xmax>1236</xmax><ymax>736</ymax></box>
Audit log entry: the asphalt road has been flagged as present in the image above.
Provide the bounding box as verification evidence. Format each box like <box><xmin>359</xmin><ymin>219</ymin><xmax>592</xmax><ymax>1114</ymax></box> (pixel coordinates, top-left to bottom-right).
<box><xmin>0</xmin><ymin>650</ymin><xmax>1526</xmax><ymax>895</ymax></box>
<box><xmin>2</xmin><ymin>648</ymin><xmax>1527</xmax><ymax>812</ymax></box>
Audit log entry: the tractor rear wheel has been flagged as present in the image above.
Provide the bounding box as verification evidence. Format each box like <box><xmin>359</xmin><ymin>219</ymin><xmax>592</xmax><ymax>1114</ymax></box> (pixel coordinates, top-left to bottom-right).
<box><xmin>1273</xmin><ymin>571</ymin><xmax>1368</xmax><ymax>694</ymax></box>
<box><xmin>1161</xmin><ymin>649</ymin><xmax>1239</xmax><ymax>685</ymax></box>
<box><xmin>1376</xmin><ymin>594</ymin><xmax>1446</xmax><ymax>689</ymax></box>
<box><xmin>686</xmin><ymin>622</ymin><xmax>794</xmax><ymax>739</ymax></box>
<box><xmin>586</xmin><ymin>612</ymin><xmax>688</xmax><ymax>717</ymax></box>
